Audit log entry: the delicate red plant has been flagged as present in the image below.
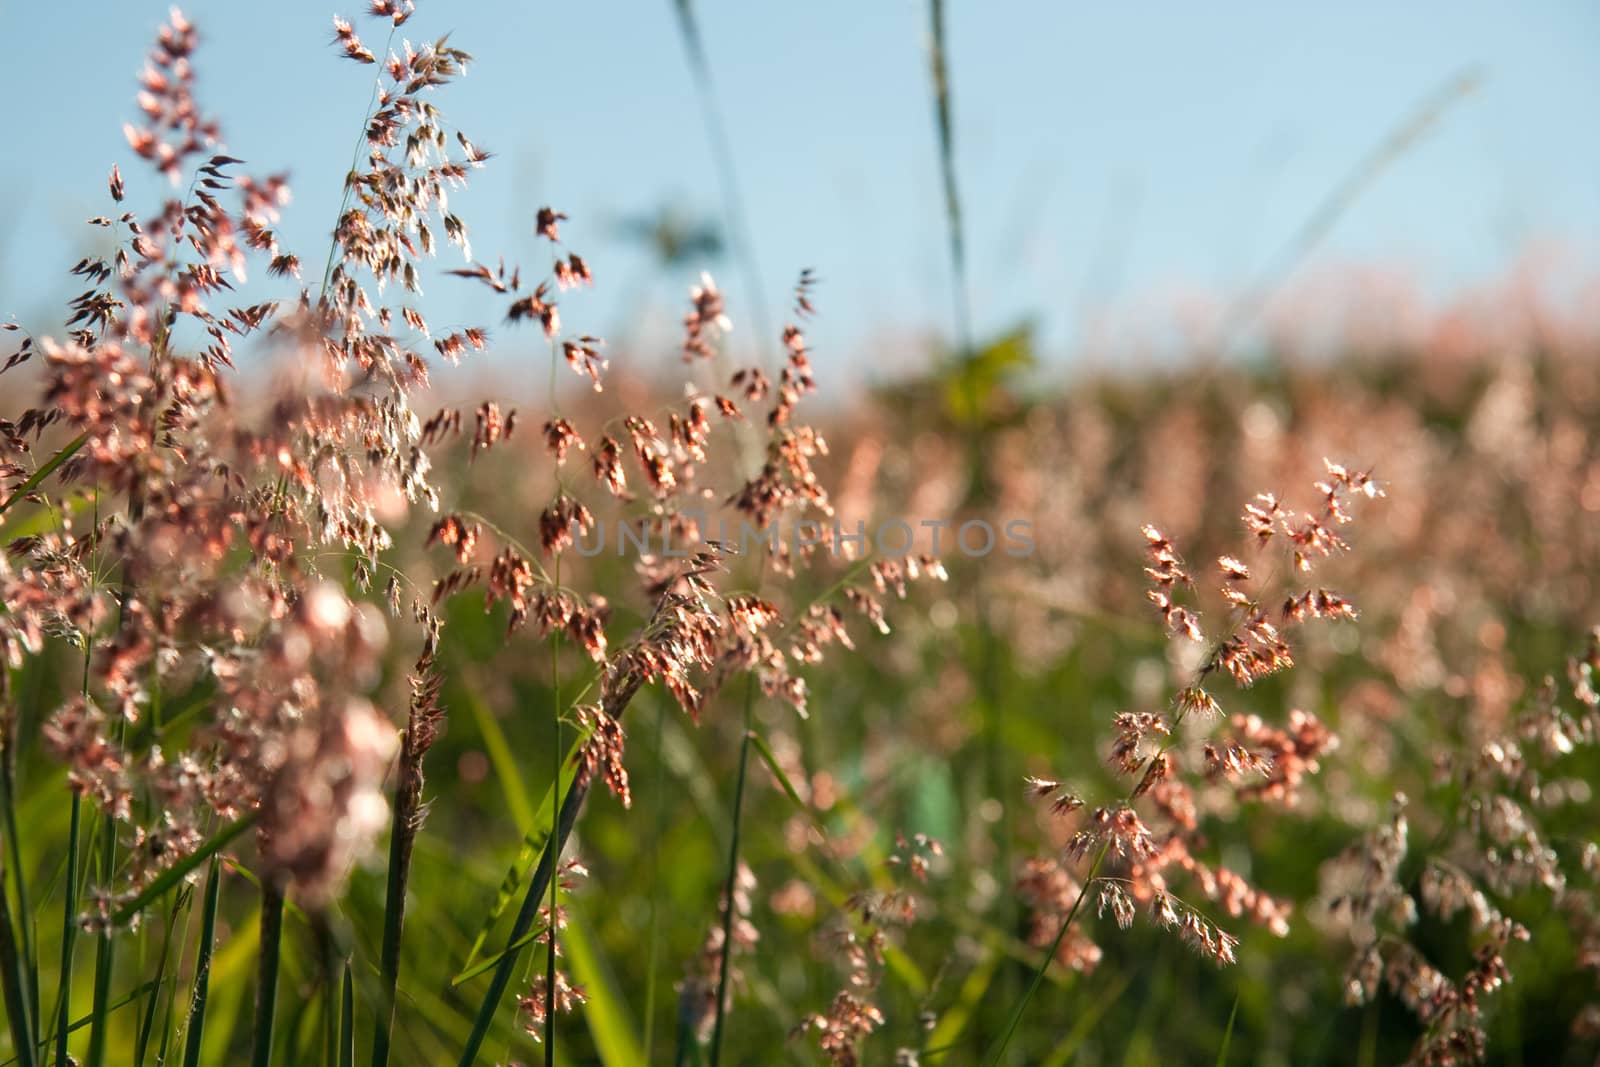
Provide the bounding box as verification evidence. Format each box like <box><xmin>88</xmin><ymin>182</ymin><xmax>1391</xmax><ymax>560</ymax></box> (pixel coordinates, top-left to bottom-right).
<box><xmin>1022</xmin><ymin>460</ymin><xmax>1383</xmax><ymax>971</ymax></box>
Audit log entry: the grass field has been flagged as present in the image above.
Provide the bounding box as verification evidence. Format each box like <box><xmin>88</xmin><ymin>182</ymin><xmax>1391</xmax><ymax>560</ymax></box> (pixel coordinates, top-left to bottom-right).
<box><xmin>2</xmin><ymin>5</ymin><xmax>1598</xmax><ymax>1066</ymax></box>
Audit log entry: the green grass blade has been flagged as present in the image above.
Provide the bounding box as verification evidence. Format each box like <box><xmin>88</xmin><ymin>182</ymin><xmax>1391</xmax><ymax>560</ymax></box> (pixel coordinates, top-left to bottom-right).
<box><xmin>85</xmin><ymin>811</ymin><xmax>118</xmax><ymax>1067</ymax></box>
<box><xmin>284</xmin><ymin>978</ymin><xmax>319</xmax><ymax>1065</ymax></box>
<box><xmin>1215</xmin><ymin>995</ymin><xmax>1240</xmax><ymax>1067</ymax></box>
<box><xmin>0</xmin><ymin>432</ymin><xmax>88</xmax><ymax>516</ymax></box>
<box><xmin>463</xmin><ymin>691</ymin><xmax>533</xmax><ymax>830</ymax></box>
<box><xmin>669</xmin><ymin>0</ymin><xmax>773</xmax><ymax>360</ymax></box>
<box><xmin>0</xmin><ymin>978</ymin><xmax>163</xmax><ymax>1067</ymax></box>
<box><xmin>456</xmin><ymin>691</ymin><xmax>581</xmax><ymax>977</ymax></box>
<box><xmin>374</xmin><ymin>692</ymin><xmax>430</xmax><ymax>1067</ymax></box>
<box><xmin>982</xmin><ymin>841</ymin><xmax>1110</xmax><ymax>1066</ymax></box>
<box><xmin>922</xmin><ymin>935</ymin><xmax>1000</xmax><ymax>1055</ymax></box>
<box><xmin>455</xmin><ymin>828</ymin><xmax>542</xmax><ymax>979</ymax></box>
<box><xmin>53</xmin><ymin>791</ymin><xmax>82</xmax><ymax>1067</ymax></box>
<box><xmin>251</xmin><ymin>883</ymin><xmax>285</xmax><ymax>1067</ymax></box>
<box><xmin>133</xmin><ymin>888</ymin><xmax>189</xmax><ymax>1066</ymax></box>
<box><xmin>0</xmin><ymin>491</ymin><xmax>95</xmax><ymax>542</ymax></box>
<box><xmin>112</xmin><ymin>811</ymin><xmax>258</xmax><ymax>927</ymax></box>
<box><xmin>0</xmin><ymin>740</ymin><xmax>39</xmax><ymax>1051</ymax></box>
<box><xmin>157</xmin><ymin>862</ymin><xmax>205</xmax><ymax>1067</ymax></box>
<box><xmin>0</xmin><ymin>849</ymin><xmax>36</xmax><ymax>1067</ymax></box>
<box><xmin>1036</xmin><ymin>971</ymin><xmax>1133</xmax><ymax>1067</ymax></box>
<box><xmin>450</xmin><ymin>925</ymin><xmax>547</xmax><ymax>988</ymax></box>
<box><xmin>563</xmin><ymin>901</ymin><xmax>644</xmax><ymax>1065</ymax></box>
<box><xmin>925</xmin><ymin>0</ymin><xmax>972</xmax><ymax>361</ymax></box>
<box><xmin>456</xmin><ymin>771</ymin><xmax>590</xmax><ymax>1066</ymax></box>
<box><xmin>198</xmin><ymin>899</ymin><xmax>261</xmax><ymax>1066</ymax></box>
<box><xmin>707</xmin><ymin>680</ymin><xmax>756</xmax><ymax>1067</ymax></box>
<box><xmin>181</xmin><ymin>856</ymin><xmax>223</xmax><ymax>1067</ymax></box>
<box><xmin>339</xmin><ymin>962</ymin><xmax>354</xmax><ymax>1067</ymax></box>
<box><xmin>747</xmin><ymin>731</ymin><xmax>807</xmax><ymax>812</ymax></box>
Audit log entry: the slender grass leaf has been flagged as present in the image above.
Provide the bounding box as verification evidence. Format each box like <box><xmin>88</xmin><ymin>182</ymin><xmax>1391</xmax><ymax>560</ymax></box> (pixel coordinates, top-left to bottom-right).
<box><xmin>923</xmin><ymin>935</ymin><xmax>1000</xmax><ymax>1055</ymax></box>
<box><xmin>0</xmin><ymin>979</ymin><xmax>163</xmax><ymax>1067</ymax></box>
<box><xmin>53</xmin><ymin>790</ymin><xmax>82</xmax><ymax>1067</ymax></box>
<box><xmin>1215</xmin><ymin>995</ymin><xmax>1240</xmax><ymax>1067</ymax></box>
<box><xmin>339</xmin><ymin>963</ymin><xmax>354</xmax><ymax>1067</ymax></box>
<box><xmin>564</xmin><ymin>901</ymin><xmax>645</xmax><ymax>1066</ymax></box>
<box><xmin>747</xmin><ymin>731</ymin><xmax>807</xmax><ymax>812</ymax></box>
<box><xmin>86</xmin><ymin>808</ymin><xmax>118</xmax><ymax>1067</ymax></box>
<box><xmin>457</xmin><ymin>691</ymin><xmax>581</xmax><ymax>976</ymax></box>
<box><xmin>1037</xmin><ymin>971</ymin><xmax>1133</xmax><ymax>1067</ymax></box>
<box><xmin>0</xmin><ymin>854</ymin><xmax>35</xmax><ymax>1067</ymax></box>
<box><xmin>0</xmin><ymin>746</ymin><xmax>39</xmax><ymax>1048</ymax></box>
<box><xmin>112</xmin><ymin>812</ymin><xmax>258</xmax><ymax>926</ymax></box>
<box><xmin>198</xmin><ymin>900</ymin><xmax>260</xmax><ymax>1067</ymax></box>
<box><xmin>452</xmin><ymin>923</ymin><xmax>549</xmax><ymax>987</ymax></box>
<box><xmin>0</xmin><ymin>432</ymin><xmax>88</xmax><ymax>516</ymax></box>
<box><xmin>250</xmin><ymin>883</ymin><xmax>285</xmax><ymax>1067</ymax></box>
<box><xmin>134</xmin><ymin>887</ymin><xmax>189</xmax><ymax>1066</ymax></box>
<box><xmin>456</xmin><ymin>760</ymin><xmax>593</xmax><ymax>1066</ymax></box>
<box><xmin>463</xmin><ymin>691</ymin><xmax>534</xmax><ymax>830</ymax></box>
<box><xmin>182</xmin><ymin>857</ymin><xmax>223</xmax><ymax>1067</ymax></box>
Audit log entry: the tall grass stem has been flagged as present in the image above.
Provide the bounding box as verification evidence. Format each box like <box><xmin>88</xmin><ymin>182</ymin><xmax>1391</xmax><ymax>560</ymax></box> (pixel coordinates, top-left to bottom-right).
<box><xmin>52</xmin><ymin>790</ymin><xmax>81</xmax><ymax>1067</ymax></box>
<box><xmin>706</xmin><ymin>676</ymin><xmax>756</xmax><ymax>1067</ymax></box>
<box><xmin>180</xmin><ymin>857</ymin><xmax>222</xmax><ymax>1067</ymax></box>
<box><xmin>250</xmin><ymin>881</ymin><xmax>285</xmax><ymax>1067</ymax></box>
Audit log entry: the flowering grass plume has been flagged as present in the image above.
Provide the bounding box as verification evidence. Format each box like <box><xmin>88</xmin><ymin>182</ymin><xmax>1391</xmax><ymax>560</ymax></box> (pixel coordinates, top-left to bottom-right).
<box><xmin>1017</xmin><ymin>461</ymin><xmax>1382</xmax><ymax>980</ymax></box>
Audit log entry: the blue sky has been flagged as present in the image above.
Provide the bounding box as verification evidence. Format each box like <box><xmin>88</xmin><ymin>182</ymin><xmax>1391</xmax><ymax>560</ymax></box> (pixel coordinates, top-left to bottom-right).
<box><xmin>4</xmin><ymin>2</ymin><xmax>1598</xmax><ymax>376</ymax></box>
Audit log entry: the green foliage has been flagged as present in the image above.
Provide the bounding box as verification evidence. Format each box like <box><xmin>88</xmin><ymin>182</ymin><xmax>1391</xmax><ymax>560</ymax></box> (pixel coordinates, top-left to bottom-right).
<box><xmin>939</xmin><ymin>323</ymin><xmax>1037</xmax><ymax>426</ymax></box>
<box><xmin>2</xmin><ymin>8</ymin><xmax>1595</xmax><ymax>1067</ymax></box>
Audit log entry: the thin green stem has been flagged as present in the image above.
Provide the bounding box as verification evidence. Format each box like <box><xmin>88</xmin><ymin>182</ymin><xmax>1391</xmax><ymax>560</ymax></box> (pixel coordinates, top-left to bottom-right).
<box><xmin>52</xmin><ymin>790</ymin><xmax>81</xmax><ymax>1067</ymax></box>
<box><xmin>180</xmin><ymin>857</ymin><xmax>222</xmax><ymax>1067</ymax></box>
<box><xmin>320</xmin><ymin>26</ymin><xmax>401</xmax><ymax>299</ymax></box>
<box><xmin>1210</xmin><ymin>67</ymin><xmax>1482</xmax><ymax>359</ymax></box>
<box><xmin>51</xmin><ymin>500</ymin><xmax>98</xmax><ymax>1067</ymax></box>
<box><xmin>82</xmin><ymin>940</ymin><xmax>110</xmax><ymax>1065</ymax></box>
<box><xmin>706</xmin><ymin>676</ymin><xmax>756</xmax><ymax>1067</ymax></box>
<box><xmin>372</xmin><ymin>815</ymin><xmax>409</xmax><ymax>1066</ymax></box>
<box><xmin>84</xmin><ymin>797</ymin><xmax>118</xmax><ymax>1067</ymax></box>
<box><xmin>642</xmin><ymin>699</ymin><xmax>667</xmax><ymax>1059</ymax></box>
<box><xmin>544</xmin><ymin>554</ymin><xmax>562</xmax><ymax>1066</ymax></box>
<box><xmin>0</xmin><ymin>847</ymin><xmax>35</xmax><ymax>1067</ymax></box>
<box><xmin>456</xmin><ymin>756</ymin><xmax>583</xmax><ymax>1065</ymax></box>
<box><xmin>156</xmin><ymin>852</ymin><xmax>203</xmax><ymax>1067</ymax></box>
<box><xmin>251</xmin><ymin>882</ymin><xmax>285</xmax><ymax>1067</ymax></box>
<box><xmin>89</xmin><ymin>383</ymin><xmax>141</xmax><ymax>1067</ymax></box>
<box><xmin>132</xmin><ymin>889</ymin><xmax>186</xmax><ymax>1066</ymax></box>
<box><xmin>0</xmin><ymin>433</ymin><xmax>89</xmax><ymax>518</ymax></box>
<box><xmin>0</xmin><ymin>700</ymin><xmax>38</xmax><ymax>1055</ymax></box>
<box><xmin>455</xmin><ymin>673</ymin><xmax>644</xmax><ymax>1066</ymax></box>
<box><xmin>984</xmin><ymin>841</ymin><xmax>1111</xmax><ymax>1065</ymax></box>
<box><xmin>979</xmin><ymin>643</ymin><xmax>1216</xmax><ymax>1067</ymax></box>
<box><xmin>926</xmin><ymin>0</ymin><xmax>972</xmax><ymax>365</ymax></box>
<box><xmin>669</xmin><ymin>0</ymin><xmax>774</xmax><ymax>363</ymax></box>
<box><xmin>339</xmin><ymin>963</ymin><xmax>355</xmax><ymax>1067</ymax></box>
<box><xmin>374</xmin><ymin>645</ymin><xmax>438</xmax><ymax>1067</ymax></box>
<box><xmin>110</xmin><ymin>813</ymin><xmax>257</xmax><ymax>927</ymax></box>
<box><xmin>454</xmin><ymin>627</ymin><xmax>640</xmax><ymax>1067</ymax></box>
